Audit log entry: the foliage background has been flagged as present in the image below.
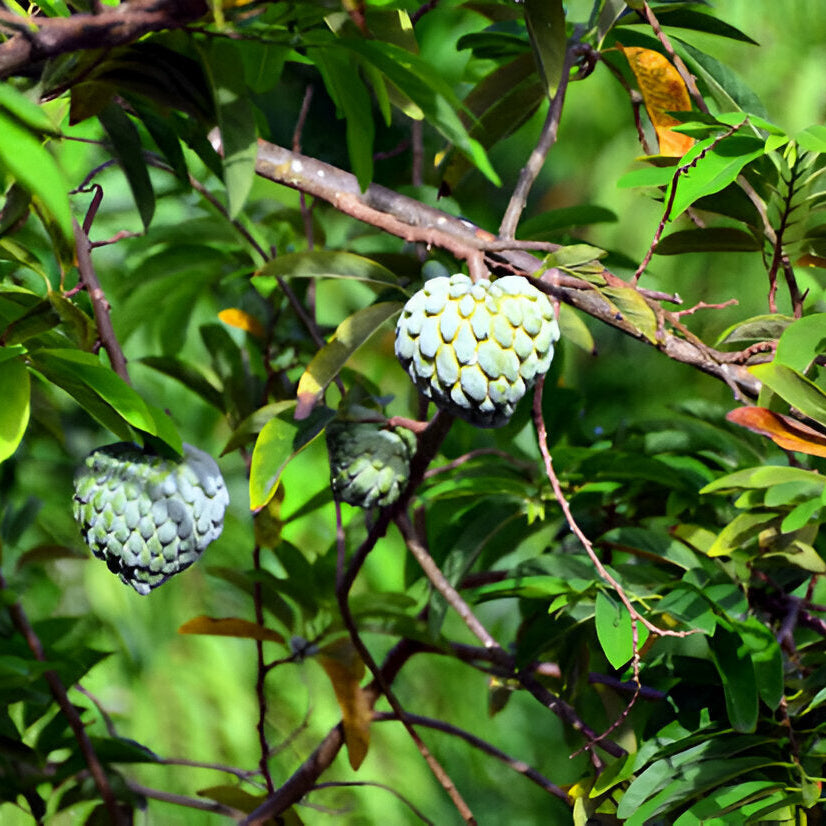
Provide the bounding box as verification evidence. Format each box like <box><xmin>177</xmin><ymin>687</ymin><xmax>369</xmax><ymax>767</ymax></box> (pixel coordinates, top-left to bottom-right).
<box><xmin>2</xmin><ymin>1</ymin><xmax>826</xmax><ymax>824</ymax></box>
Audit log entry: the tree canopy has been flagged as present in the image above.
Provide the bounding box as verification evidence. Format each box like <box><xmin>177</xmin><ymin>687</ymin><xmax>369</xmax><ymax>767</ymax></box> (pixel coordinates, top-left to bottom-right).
<box><xmin>1</xmin><ymin>1</ymin><xmax>826</xmax><ymax>824</ymax></box>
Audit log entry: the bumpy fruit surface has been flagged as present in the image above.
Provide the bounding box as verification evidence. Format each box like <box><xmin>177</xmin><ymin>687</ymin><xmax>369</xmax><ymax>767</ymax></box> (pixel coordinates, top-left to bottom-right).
<box><xmin>72</xmin><ymin>443</ymin><xmax>229</xmax><ymax>595</ymax></box>
<box><xmin>395</xmin><ymin>273</ymin><xmax>559</xmax><ymax>427</ymax></box>
<box><xmin>326</xmin><ymin>421</ymin><xmax>417</xmax><ymax>508</ymax></box>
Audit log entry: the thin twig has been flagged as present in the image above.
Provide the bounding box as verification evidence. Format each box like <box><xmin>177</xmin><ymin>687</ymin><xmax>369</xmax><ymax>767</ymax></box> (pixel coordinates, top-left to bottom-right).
<box><xmin>424</xmin><ymin>448</ymin><xmax>534</xmax><ymax>480</ymax></box>
<box><xmin>674</xmin><ymin>298</ymin><xmax>738</xmax><ymax>319</ymax></box>
<box><xmin>0</xmin><ymin>572</ymin><xmax>125</xmax><ymax>825</ymax></box>
<box><xmin>499</xmin><ymin>47</ymin><xmax>576</xmax><ymax>238</ymax></box>
<box><xmin>125</xmin><ymin>780</ymin><xmax>243</xmax><ymax>817</ymax></box>
<box><xmin>311</xmin><ymin>781</ymin><xmax>436</xmax><ymax>825</ymax></box>
<box><xmin>373</xmin><ymin>712</ymin><xmax>572</xmax><ymax>804</ymax></box>
<box><xmin>335</xmin><ymin>503</ymin><xmax>478</xmax><ymax>824</ymax></box>
<box><xmin>72</xmin><ymin>217</ymin><xmax>130</xmax><ymax>383</ymax></box>
<box><xmin>252</xmin><ymin>544</ymin><xmax>275</xmax><ymax>795</ymax></box>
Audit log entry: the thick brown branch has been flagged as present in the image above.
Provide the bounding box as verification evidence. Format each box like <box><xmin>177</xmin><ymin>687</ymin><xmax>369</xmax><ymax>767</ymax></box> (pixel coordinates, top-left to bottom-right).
<box><xmin>0</xmin><ymin>1</ymin><xmax>208</xmax><ymax>78</ymax></box>
<box><xmin>233</xmin><ymin>134</ymin><xmax>760</xmax><ymax>399</ymax></box>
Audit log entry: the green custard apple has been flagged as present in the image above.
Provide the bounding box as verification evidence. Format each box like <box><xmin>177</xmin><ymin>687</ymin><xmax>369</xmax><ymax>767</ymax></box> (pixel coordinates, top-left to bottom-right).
<box><xmin>72</xmin><ymin>442</ymin><xmax>229</xmax><ymax>594</ymax></box>
<box><xmin>326</xmin><ymin>421</ymin><xmax>417</xmax><ymax>509</ymax></box>
<box><xmin>395</xmin><ymin>273</ymin><xmax>560</xmax><ymax>427</ymax></box>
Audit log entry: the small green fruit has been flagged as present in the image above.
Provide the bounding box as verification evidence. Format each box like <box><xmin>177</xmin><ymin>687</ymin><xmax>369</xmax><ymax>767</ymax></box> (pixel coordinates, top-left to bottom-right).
<box><xmin>72</xmin><ymin>442</ymin><xmax>229</xmax><ymax>594</ymax></box>
<box><xmin>326</xmin><ymin>421</ymin><xmax>417</xmax><ymax>508</ymax></box>
<box><xmin>395</xmin><ymin>273</ymin><xmax>559</xmax><ymax>427</ymax></box>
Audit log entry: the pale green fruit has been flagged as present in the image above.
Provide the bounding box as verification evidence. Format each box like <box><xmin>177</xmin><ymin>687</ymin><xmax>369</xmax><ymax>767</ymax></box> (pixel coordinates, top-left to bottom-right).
<box><xmin>326</xmin><ymin>421</ymin><xmax>417</xmax><ymax>508</ymax></box>
<box><xmin>395</xmin><ymin>273</ymin><xmax>559</xmax><ymax>427</ymax></box>
<box><xmin>72</xmin><ymin>443</ymin><xmax>229</xmax><ymax>595</ymax></box>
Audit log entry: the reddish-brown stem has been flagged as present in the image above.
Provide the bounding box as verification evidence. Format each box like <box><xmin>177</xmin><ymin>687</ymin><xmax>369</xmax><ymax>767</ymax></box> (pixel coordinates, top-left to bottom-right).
<box><xmin>252</xmin><ymin>544</ymin><xmax>275</xmax><ymax>795</ymax></box>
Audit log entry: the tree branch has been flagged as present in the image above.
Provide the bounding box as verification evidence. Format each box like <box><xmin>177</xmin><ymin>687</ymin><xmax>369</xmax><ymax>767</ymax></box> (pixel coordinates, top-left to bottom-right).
<box><xmin>229</xmin><ymin>133</ymin><xmax>760</xmax><ymax>399</ymax></box>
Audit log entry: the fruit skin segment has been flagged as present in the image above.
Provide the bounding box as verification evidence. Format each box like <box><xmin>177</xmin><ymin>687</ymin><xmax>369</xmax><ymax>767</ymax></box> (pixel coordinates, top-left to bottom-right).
<box><xmin>72</xmin><ymin>442</ymin><xmax>229</xmax><ymax>595</ymax></box>
<box><xmin>326</xmin><ymin>421</ymin><xmax>417</xmax><ymax>509</ymax></box>
<box><xmin>395</xmin><ymin>273</ymin><xmax>560</xmax><ymax>427</ymax></box>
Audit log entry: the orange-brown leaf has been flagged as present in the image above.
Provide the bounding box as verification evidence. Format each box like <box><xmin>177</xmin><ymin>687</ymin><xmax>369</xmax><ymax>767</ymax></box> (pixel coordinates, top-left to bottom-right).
<box><xmin>618</xmin><ymin>45</ymin><xmax>695</xmax><ymax>157</ymax></box>
<box><xmin>178</xmin><ymin>615</ymin><xmax>286</xmax><ymax>644</ymax></box>
<box><xmin>218</xmin><ymin>308</ymin><xmax>266</xmax><ymax>339</ymax></box>
<box><xmin>317</xmin><ymin>638</ymin><xmax>371</xmax><ymax>770</ymax></box>
<box><xmin>727</xmin><ymin>406</ymin><xmax>826</xmax><ymax>458</ymax></box>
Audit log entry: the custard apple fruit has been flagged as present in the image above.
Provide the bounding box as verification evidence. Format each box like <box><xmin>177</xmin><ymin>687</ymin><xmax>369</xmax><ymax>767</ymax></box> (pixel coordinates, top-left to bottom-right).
<box><xmin>395</xmin><ymin>273</ymin><xmax>559</xmax><ymax>427</ymax></box>
<box><xmin>72</xmin><ymin>442</ymin><xmax>229</xmax><ymax>594</ymax></box>
<box><xmin>326</xmin><ymin>421</ymin><xmax>417</xmax><ymax>508</ymax></box>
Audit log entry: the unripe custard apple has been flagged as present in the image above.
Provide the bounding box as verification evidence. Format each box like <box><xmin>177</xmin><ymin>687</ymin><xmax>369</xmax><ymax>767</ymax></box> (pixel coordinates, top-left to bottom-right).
<box><xmin>72</xmin><ymin>442</ymin><xmax>229</xmax><ymax>594</ymax></box>
<box><xmin>395</xmin><ymin>273</ymin><xmax>559</xmax><ymax>427</ymax></box>
<box><xmin>326</xmin><ymin>421</ymin><xmax>417</xmax><ymax>508</ymax></box>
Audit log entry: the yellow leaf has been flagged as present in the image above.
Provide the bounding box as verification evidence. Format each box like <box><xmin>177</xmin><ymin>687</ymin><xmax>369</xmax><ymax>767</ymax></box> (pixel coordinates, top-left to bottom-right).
<box><xmin>218</xmin><ymin>308</ymin><xmax>266</xmax><ymax>339</ymax></box>
<box><xmin>618</xmin><ymin>44</ymin><xmax>695</xmax><ymax>157</ymax></box>
<box><xmin>178</xmin><ymin>615</ymin><xmax>286</xmax><ymax>644</ymax></box>
<box><xmin>317</xmin><ymin>638</ymin><xmax>371</xmax><ymax>770</ymax></box>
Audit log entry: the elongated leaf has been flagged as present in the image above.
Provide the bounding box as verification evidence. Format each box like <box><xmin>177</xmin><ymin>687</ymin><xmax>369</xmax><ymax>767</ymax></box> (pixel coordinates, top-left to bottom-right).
<box><xmin>518</xmin><ymin>205</ymin><xmax>617</xmax><ymax>239</ymax></box>
<box><xmin>218</xmin><ymin>308</ymin><xmax>265</xmax><ymax>339</ymax></box>
<box><xmin>0</xmin><ymin>111</ymin><xmax>71</xmax><ymax>241</ymax></box>
<box><xmin>140</xmin><ymin>355</ymin><xmax>225</xmax><ymax>411</ymax></box>
<box><xmin>595</xmin><ymin>590</ymin><xmax>649</xmax><ymax>670</ymax></box>
<box><xmin>255</xmin><ymin>251</ymin><xmax>399</xmax><ymax>292</ymax></box>
<box><xmin>655</xmin><ymin>227</ymin><xmax>761</xmax><ymax>255</ymax></box>
<box><xmin>726</xmin><ymin>406</ymin><xmax>826</xmax><ymax>458</ymax></box>
<box><xmin>98</xmin><ymin>102</ymin><xmax>155</xmax><ymax>231</ymax></box>
<box><xmin>797</xmin><ymin>124</ymin><xmax>826</xmax><ymax>154</ymax></box>
<box><xmin>249</xmin><ymin>404</ymin><xmax>335</xmax><ymax>510</ymax></box>
<box><xmin>557</xmin><ymin>304</ymin><xmax>595</xmax><ymax>354</ymax></box>
<box><xmin>295</xmin><ymin>302</ymin><xmax>402</xmax><ymax>419</ymax></box>
<box><xmin>524</xmin><ymin>0</ymin><xmax>566</xmax><ymax>98</ymax></box>
<box><xmin>702</xmin><ymin>464</ymin><xmax>825</xmax><ymax>494</ymax></box>
<box><xmin>317</xmin><ymin>638</ymin><xmax>371</xmax><ymax>770</ymax></box>
<box><xmin>733</xmin><ymin>617</ymin><xmax>783</xmax><ymax>710</ymax></box>
<box><xmin>667</xmin><ymin>135</ymin><xmax>765</xmax><ymax>219</ymax></box>
<box><xmin>716</xmin><ymin>314</ymin><xmax>793</xmax><ymax>345</ymax></box>
<box><xmin>0</xmin><ymin>357</ymin><xmax>30</xmax><ymax>463</ymax></box>
<box><xmin>338</xmin><ymin>38</ymin><xmax>500</xmax><ymax>185</ymax></box>
<box><xmin>709</xmin><ymin>627</ymin><xmax>759</xmax><ymax>732</ymax></box>
<box><xmin>202</xmin><ymin>40</ymin><xmax>257</xmax><ymax>218</ymax></box>
<box><xmin>222</xmin><ymin>401</ymin><xmax>294</xmax><ymax>455</ymax></box>
<box><xmin>600</xmin><ymin>285</ymin><xmax>658</xmax><ymax>342</ymax></box>
<box><xmin>313</xmin><ymin>48</ymin><xmax>374</xmax><ymax>190</ymax></box>
<box><xmin>617</xmin><ymin>8</ymin><xmax>758</xmax><ymax>45</ymax></box>
<box><xmin>618</xmin><ymin>45</ymin><xmax>694</xmax><ymax>157</ymax></box>
<box><xmin>707</xmin><ymin>511</ymin><xmax>778</xmax><ymax>557</ymax></box>
<box><xmin>750</xmin><ymin>361</ymin><xmax>826</xmax><ymax>426</ymax></box>
<box><xmin>774</xmin><ymin>313</ymin><xmax>826</xmax><ymax>373</ymax></box>
<box><xmin>178</xmin><ymin>615</ymin><xmax>286</xmax><ymax>644</ymax></box>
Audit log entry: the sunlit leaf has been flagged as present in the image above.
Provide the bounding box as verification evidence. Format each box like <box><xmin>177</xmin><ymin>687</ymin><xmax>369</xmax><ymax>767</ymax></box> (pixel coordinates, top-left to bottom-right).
<box><xmin>178</xmin><ymin>615</ymin><xmax>286</xmax><ymax>644</ymax></box>
<box><xmin>750</xmin><ymin>362</ymin><xmax>826</xmax><ymax>426</ymax></box>
<box><xmin>595</xmin><ymin>590</ymin><xmax>649</xmax><ymax>670</ymax></box>
<box><xmin>249</xmin><ymin>404</ymin><xmax>335</xmax><ymax>510</ymax></box>
<box><xmin>0</xmin><ymin>356</ymin><xmax>30</xmax><ymax>463</ymax></box>
<box><xmin>254</xmin><ymin>251</ymin><xmax>399</xmax><ymax>291</ymax></box>
<box><xmin>707</xmin><ymin>511</ymin><xmax>779</xmax><ymax>557</ymax></box>
<box><xmin>218</xmin><ymin>308</ymin><xmax>266</xmax><ymax>339</ymax></box>
<box><xmin>524</xmin><ymin>0</ymin><xmax>566</xmax><ymax>98</ymax></box>
<box><xmin>317</xmin><ymin>638</ymin><xmax>371</xmax><ymax>770</ymax></box>
<box><xmin>600</xmin><ymin>285</ymin><xmax>658</xmax><ymax>343</ymax></box>
<box><xmin>557</xmin><ymin>304</ymin><xmax>595</xmax><ymax>355</ymax></box>
<box><xmin>774</xmin><ymin>313</ymin><xmax>826</xmax><ymax>374</ymax></box>
<box><xmin>295</xmin><ymin>302</ymin><xmax>402</xmax><ymax>419</ymax></box>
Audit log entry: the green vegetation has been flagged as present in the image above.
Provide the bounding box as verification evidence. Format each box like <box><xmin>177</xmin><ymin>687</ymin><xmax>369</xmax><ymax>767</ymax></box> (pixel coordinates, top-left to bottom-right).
<box><xmin>1</xmin><ymin>2</ymin><xmax>826</xmax><ymax>824</ymax></box>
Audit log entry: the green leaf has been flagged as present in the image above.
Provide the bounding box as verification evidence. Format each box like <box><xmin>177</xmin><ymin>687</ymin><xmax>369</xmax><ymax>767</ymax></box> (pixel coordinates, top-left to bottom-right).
<box><xmin>338</xmin><ymin>38</ymin><xmax>500</xmax><ymax>185</ymax></box>
<box><xmin>733</xmin><ymin>617</ymin><xmax>783</xmax><ymax>711</ymax></box>
<box><xmin>0</xmin><ymin>357</ymin><xmax>30</xmax><ymax>463</ymax></box>
<box><xmin>708</xmin><ymin>627</ymin><xmax>759</xmax><ymax>732</ymax></box>
<box><xmin>600</xmin><ymin>285</ymin><xmax>658</xmax><ymax>343</ymax></box>
<box><xmin>523</xmin><ymin>0</ymin><xmax>566</xmax><ymax>98</ymax></box>
<box><xmin>249</xmin><ymin>404</ymin><xmax>335</xmax><ymax>510</ymax></box>
<box><xmin>667</xmin><ymin>135</ymin><xmax>765</xmax><ymax>219</ymax></box>
<box><xmin>707</xmin><ymin>511</ymin><xmax>779</xmax><ymax>557</ymax></box>
<box><xmin>254</xmin><ymin>251</ymin><xmax>399</xmax><ymax>292</ymax></box>
<box><xmin>312</xmin><ymin>48</ymin><xmax>374</xmax><ymax>191</ymax></box>
<box><xmin>0</xmin><ymin>84</ymin><xmax>58</xmax><ymax>134</ymax></box>
<box><xmin>595</xmin><ymin>590</ymin><xmax>649</xmax><ymax>670</ymax></box>
<box><xmin>98</xmin><ymin>102</ymin><xmax>155</xmax><ymax>231</ymax></box>
<box><xmin>617</xmin><ymin>8</ymin><xmax>758</xmax><ymax>45</ymax></box>
<box><xmin>557</xmin><ymin>304</ymin><xmax>595</xmax><ymax>354</ymax></box>
<box><xmin>716</xmin><ymin>314</ymin><xmax>793</xmax><ymax>346</ymax></box>
<box><xmin>221</xmin><ymin>401</ymin><xmax>295</xmax><ymax>455</ymax></box>
<box><xmin>202</xmin><ymin>40</ymin><xmax>257</xmax><ymax>218</ymax></box>
<box><xmin>701</xmin><ymin>465</ymin><xmax>824</xmax><ymax>494</ymax></box>
<box><xmin>655</xmin><ymin>227</ymin><xmax>761</xmax><ymax>255</ymax></box>
<box><xmin>0</xmin><ymin>111</ymin><xmax>72</xmax><ymax>241</ymax></box>
<box><xmin>30</xmin><ymin>349</ymin><xmax>156</xmax><ymax>435</ymax></box>
<box><xmin>774</xmin><ymin>314</ymin><xmax>826</xmax><ymax>374</ymax></box>
<box><xmin>295</xmin><ymin>302</ymin><xmax>402</xmax><ymax>419</ymax></box>
<box><xmin>139</xmin><ymin>356</ymin><xmax>224</xmax><ymax>411</ymax></box>
<box><xmin>796</xmin><ymin>124</ymin><xmax>826</xmax><ymax>154</ymax></box>
<box><xmin>518</xmin><ymin>205</ymin><xmax>617</xmax><ymax>239</ymax></box>
<box><xmin>750</xmin><ymin>361</ymin><xmax>826</xmax><ymax>426</ymax></box>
